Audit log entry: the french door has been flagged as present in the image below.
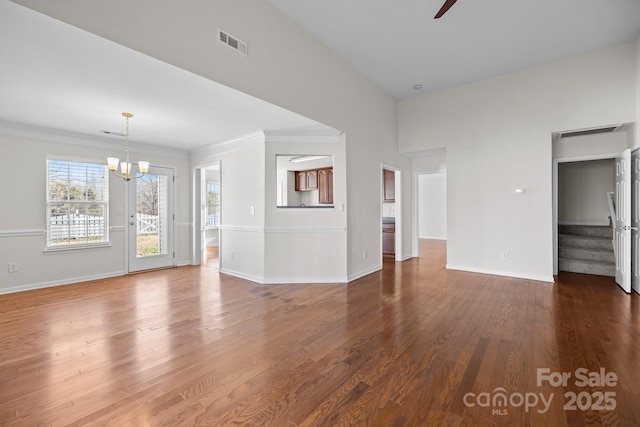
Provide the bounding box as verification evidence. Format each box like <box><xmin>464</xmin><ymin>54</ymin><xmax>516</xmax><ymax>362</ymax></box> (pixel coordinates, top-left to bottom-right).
<box><xmin>127</xmin><ymin>166</ymin><xmax>175</xmax><ymax>272</ymax></box>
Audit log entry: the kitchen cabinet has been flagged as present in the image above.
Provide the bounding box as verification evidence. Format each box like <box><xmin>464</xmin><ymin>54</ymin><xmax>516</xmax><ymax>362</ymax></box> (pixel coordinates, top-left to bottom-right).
<box><xmin>318</xmin><ymin>168</ymin><xmax>333</xmax><ymax>204</ymax></box>
<box><xmin>382</xmin><ymin>221</ymin><xmax>395</xmax><ymax>254</ymax></box>
<box><xmin>384</xmin><ymin>169</ymin><xmax>395</xmax><ymax>202</ymax></box>
<box><xmin>295</xmin><ymin>170</ymin><xmax>318</xmax><ymax>191</ymax></box>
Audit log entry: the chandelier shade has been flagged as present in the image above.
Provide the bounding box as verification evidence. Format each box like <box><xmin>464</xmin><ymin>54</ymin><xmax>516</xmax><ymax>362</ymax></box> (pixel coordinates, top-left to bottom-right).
<box><xmin>107</xmin><ymin>112</ymin><xmax>149</xmax><ymax>181</ymax></box>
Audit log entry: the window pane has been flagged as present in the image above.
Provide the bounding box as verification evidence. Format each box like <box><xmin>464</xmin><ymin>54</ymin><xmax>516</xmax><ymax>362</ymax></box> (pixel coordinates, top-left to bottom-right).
<box><xmin>47</xmin><ymin>159</ymin><xmax>109</xmax><ymax>247</ymax></box>
<box><xmin>206</xmin><ymin>181</ymin><xmax>220</xmax><ymax>227</ymax></box>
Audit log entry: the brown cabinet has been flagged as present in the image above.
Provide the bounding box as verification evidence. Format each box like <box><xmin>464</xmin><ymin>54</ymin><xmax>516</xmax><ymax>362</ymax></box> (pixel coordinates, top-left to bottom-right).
<box><xmin>295</xmin><ymin>167</ymin><xmax>333</xmax><ymax>205</ymax></box>
<box><xmin>382</xmin><ymin>222</ymin><xmax>395</xmax><ymax>254</ymax></box>
<box><xmin>318</xmin><ymin>168</ymin><xmax>333</xmax><ymax>204</ymax></box>
<box><xmin>295</xmin><ymin>170</ymin><xmax>318</xmax><ymax>191</ymax></box>
<box><xmin>383</xmin><ymin>169</ymin><xmax>395</xmax><ymax>202</ymax></box>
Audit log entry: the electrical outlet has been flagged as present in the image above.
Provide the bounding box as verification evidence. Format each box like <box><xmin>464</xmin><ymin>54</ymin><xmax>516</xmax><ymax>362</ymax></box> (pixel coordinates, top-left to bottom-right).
<box><xmin>501</xmin><ymin>251</ymin><xmax>509</xmax><ymax>260</ymax></box>
<box><xmin>363</xmin><ymin>250</ymin><xmax>367</xmax><ymax>259</ymax></box>
<box><xmin>8</xmin><ymin>262</ymin><xmax>18</xmax><ymax>273</ymax></box>
<box><xmin>230</xmin><ymin>250</ymin><xmax>235</xmax><ymax>260</ymax></box>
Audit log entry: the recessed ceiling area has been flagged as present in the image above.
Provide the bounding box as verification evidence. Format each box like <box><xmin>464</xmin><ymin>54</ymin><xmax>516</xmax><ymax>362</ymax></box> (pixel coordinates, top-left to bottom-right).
<box><xmin>266</xmin><ymin>0</ymin><xmax>640</xmax><ymax>99</ymax></box>
<box><xmin>0</xmin><ymin>1</ymin><xmax>333</xmax><ymax>151</ymax></box>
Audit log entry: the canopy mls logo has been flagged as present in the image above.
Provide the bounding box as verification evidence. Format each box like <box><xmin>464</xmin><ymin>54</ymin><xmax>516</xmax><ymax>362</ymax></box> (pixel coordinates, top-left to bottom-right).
<box><xmin>463</xmin><ymin>388</ymin><xmax>552</xmax><ymax>415</ymax></box>
<box><xmin>463</xmin><ymin>368</ymin><xmax>618</xmax><ymax>416</ymax></box>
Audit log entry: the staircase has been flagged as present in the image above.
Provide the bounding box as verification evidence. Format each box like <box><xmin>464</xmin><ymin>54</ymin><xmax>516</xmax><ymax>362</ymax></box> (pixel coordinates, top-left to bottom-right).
<box><xmin>558</xmin><ymin>224</ymin><xmax>615</xmax><ymax>277</ymax></box>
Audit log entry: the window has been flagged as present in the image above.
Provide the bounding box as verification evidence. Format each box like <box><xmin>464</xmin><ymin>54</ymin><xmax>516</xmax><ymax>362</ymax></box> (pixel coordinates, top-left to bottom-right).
<box><xmin>46</xmin><ymin>158</ymin><xmax>109</xmax><ymax>248</ymax></box>
<box><xmin>206</xmin><ymin>181</ymin><xmax>220</xmax><ymax>228</ymax></box>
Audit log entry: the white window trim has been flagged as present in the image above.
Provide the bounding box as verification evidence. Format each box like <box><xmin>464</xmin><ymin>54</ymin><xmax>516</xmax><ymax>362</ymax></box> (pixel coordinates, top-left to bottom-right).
<box><xmin>46</xmin><ymin>156</ymin><xmax>110</xmax><ymax>251</ymax></box>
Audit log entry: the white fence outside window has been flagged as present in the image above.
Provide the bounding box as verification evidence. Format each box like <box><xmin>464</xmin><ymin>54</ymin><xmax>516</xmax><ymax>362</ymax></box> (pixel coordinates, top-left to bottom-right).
<box><xmin>49</xmin><ymin>214</ymin><xmax>159</xmax><ymax>240</ymax></box>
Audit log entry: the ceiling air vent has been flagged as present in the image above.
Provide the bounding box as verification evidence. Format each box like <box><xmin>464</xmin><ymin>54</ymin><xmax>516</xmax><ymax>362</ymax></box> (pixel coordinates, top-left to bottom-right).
<box><xmin>218</xmin><ymin>28</ymin><xmax>248</xmax><ymax>57</ymax></box>
<box><xmin>560</xmin><ymin>125</ymin><xmax>621</xmax><ymax>138</ymax></box>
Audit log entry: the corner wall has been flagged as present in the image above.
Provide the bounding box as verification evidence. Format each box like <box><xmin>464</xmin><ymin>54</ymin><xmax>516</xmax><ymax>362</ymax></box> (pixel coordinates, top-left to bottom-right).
<box><xmin>399</xmin><ymin>43</ymin><xmax>637</xmax><ymax>281</ymax></box>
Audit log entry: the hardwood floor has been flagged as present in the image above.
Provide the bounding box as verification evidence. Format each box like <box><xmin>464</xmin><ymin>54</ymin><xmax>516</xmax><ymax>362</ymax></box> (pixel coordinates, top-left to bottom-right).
<box><xmin>0</xmin><ymin>240</ymin><xmax>638</xmax><ymax>426</ymax></box>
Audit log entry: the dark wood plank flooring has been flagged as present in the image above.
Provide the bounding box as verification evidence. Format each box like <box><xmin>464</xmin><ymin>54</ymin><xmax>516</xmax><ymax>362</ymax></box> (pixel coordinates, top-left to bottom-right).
<box><xmin>0</xmin><ymin>240</ymin><xmax>638</xmax><ymax>426</ymax></box>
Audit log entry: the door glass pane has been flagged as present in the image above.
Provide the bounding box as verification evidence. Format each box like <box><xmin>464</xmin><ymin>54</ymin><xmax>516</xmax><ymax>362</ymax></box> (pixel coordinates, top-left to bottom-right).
<box><xmin>136</xmin><ymin>174</ymin><xmax>168</xmax><ymax>258</ymax></box>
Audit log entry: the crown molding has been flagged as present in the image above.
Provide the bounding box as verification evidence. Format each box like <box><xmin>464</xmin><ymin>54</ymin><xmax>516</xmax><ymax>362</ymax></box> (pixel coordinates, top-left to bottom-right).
<box><xmin>190</xmin><ymin>131</ymin><xmax>266</xmax><ymax>162</ymax></box>
<box><xmin>264</xmin><ymin>128</ymin><xmax>343</xmax><ymax>144</ymax></box>
<box><xmin>0</xmin><ymin>119</ymin><xmax>189</xmax><ymax>159</ymax></box>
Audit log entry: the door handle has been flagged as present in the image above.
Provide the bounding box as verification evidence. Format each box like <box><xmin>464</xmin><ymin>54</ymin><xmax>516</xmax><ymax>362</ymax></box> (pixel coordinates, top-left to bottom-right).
<box><xmin>130</xmin><ymin>221</ymin><xmax>135</xmax><ymax>226</ymax></box>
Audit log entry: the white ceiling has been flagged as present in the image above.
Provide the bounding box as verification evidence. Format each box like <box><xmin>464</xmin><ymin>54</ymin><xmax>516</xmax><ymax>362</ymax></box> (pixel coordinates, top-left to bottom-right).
<box><xmin>0</xmin><ymin>1</ymin><xmax>331</xmax><ymax>151</ymax></box>
<box><xmin>2</xmin><ymin>1</ymin><xmax>639</xmax><ymax>151</ymax></box>
<box><xmin>267</xmin><ymin>0</ymin><xmax>640</xmax><ymax>99</ymax></box>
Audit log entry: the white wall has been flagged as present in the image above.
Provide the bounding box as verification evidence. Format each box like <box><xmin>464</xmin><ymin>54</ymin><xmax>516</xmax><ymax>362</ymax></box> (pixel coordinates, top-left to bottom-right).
<box><xmin>636</xmin><ymin>36</ymin><xmax>640</xmax><ymax>149</ymax></box>
<box><xmin>193</xmin><ymin>133</ymin><xmax>266</xmax><ymax>282</ymax></box>
<box><xmin>553</xmin><ymin>130</ymin><xmax>629</xmax><ymax>158</ymax></box>
<box><xmin>0</xmin><ymin>127</ymin><xmax>191</xmax><ymax>294</ymax></box>
<box><xmin>399</xmin><ymin>43</ymin><xmax>637</xmax><ymax>282</ymax></box>
<box><xmin>419</xmin><ymin>173</ymin><xmax>447</xmax><ymax>239</ymax></box>
<box><xmin>264</xmin><ymin>131</ymin><xmax>348</xmax><ymax>282</ymax></box>
<box><xmin>558</xmin><ymin>160</ymin><xmax>614</xmax><ymax>225</ymax></box>
<box><xmin>14</xmin><ymin>0</ymin><xmax>411</xmax><ymax>281</ymax></box>
<box><xmin>192</xmin><ymin>130</ymin><xmax>348</xmax><ymax>283</ymax></box>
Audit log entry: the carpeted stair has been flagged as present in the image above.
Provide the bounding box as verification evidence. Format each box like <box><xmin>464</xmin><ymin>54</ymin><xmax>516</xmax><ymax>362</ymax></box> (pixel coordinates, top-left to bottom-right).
<box><xmin>558</xmin><ymin>224</ymin><xmax>615</xmax><ymax>277</ymax></box>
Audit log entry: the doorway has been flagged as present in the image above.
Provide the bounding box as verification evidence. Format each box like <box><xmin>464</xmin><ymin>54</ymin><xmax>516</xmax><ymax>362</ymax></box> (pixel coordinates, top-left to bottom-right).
<box><xmin>553</xmin><ymin>152</ymin><xmax>634</xmax><ymax>293</ymax></box>
<box><xmin>194</xmin><ymin>163</ymin><xmax>221</xmax><ymax>269</ymax></box>
<box><xmin>127</xmin><ymin>165</ymin><xmax>176</xmax><ymax>272</ymax></box>
<box><xmin>382</xmin><ymin>166</ymin><xmax>402</xmax><ymax>261</ymax></box>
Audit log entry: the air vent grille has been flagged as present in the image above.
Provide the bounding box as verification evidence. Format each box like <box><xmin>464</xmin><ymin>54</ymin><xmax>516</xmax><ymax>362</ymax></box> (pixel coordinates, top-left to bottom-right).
<box><xmin>218</xmin><ymin>28</ymin><xmax>247</xmax><ymax>57</ymax></box>
<box><xmin>560</xmin><ymin>126</ymin><xmax>620</xmax><ymax>138</ymax></box>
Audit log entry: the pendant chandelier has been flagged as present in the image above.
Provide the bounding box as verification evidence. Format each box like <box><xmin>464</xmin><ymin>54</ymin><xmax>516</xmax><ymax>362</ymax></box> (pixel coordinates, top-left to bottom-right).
<box><xmin>107</xmin><ymin>112</ymin><xmax>149</xmax><ymax>181</ymax></box>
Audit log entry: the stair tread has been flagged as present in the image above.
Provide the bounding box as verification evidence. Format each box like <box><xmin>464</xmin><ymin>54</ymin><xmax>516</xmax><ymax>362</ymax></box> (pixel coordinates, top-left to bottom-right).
<box><xmin>558</xmin><ymin>257</ymin><xmax>616</xmax><ymax>277</ymax></box>
<box><xmin>558</xmin><ymin>245</ymin><xmax>613</xmax><ymax>251</ymax></box>
<box><xmin>558</xmin><ymin>233</ymin><xmax>611</xmax><ymax>240</ymax></box>
<box><xmin>558</xmin><ymin>257</ymin><xmax>615</xmax><ymax>266</ymax></box>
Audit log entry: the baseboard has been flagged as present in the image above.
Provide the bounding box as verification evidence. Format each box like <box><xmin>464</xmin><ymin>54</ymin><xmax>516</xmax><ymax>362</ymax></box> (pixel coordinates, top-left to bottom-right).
<box><xmin>445</xmin><ymin>264</ymin><xmax>554</xmax><ymax>283</ymax></box>
<box><xmin>347</xmin><ymin>264</ymin><xmax>382</xmax><ymax>282</ymax></box>
<box><xmin>0</xmin><ymin>270</ymin><xmax>126</xmax><ymax>295</ymax></box>
<box><xmin>219</xmin><ymin>268</ymin><xmax>264</xmax><ymax>284</ymax></box>
<box><xmin>418</xmin><ymin>236</ymin><xmax>447</xmax><ymax>240</ymax></box>
<box><xmin>262</xmin><ymin>276</ymin><xmax>348</xmax><ymax>284</ymax></box>
<box><xmin>219</xmin><ymin>267</ymin><xmax>348</xmax><ymax>285</ymax></box>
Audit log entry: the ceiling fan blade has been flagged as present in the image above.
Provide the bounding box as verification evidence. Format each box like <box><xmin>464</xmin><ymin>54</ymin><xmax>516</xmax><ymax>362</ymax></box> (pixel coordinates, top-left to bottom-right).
<box><xmin>434</xmin><ymin>0</ymin><xmax>459</xmax><ymax>19</ymax></box>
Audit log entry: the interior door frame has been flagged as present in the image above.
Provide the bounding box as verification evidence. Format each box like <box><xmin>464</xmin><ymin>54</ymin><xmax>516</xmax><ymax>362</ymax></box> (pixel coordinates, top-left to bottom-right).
<box><xmin>381</xmin><ymin>164</ymin><xmax>402</xmax><ymax>262</ymax></box>
<box><xmin>552</xmin><ymin>152</ymin><xmax>620</xmax><ymax>276</ymax></box>
<box><xmin>125</xmin><ymin>164</ymin><xmax>177</xmax><ymax>273</ymax></box>
<box><xmin>412</xmin><ymin>170</ymin><xmax>447</xmax><ymax>258</ymax></box>
<box><xmin>193</xmin><ymin>162</ymin><xmax>222</xmax><ymax>268</ymax></box>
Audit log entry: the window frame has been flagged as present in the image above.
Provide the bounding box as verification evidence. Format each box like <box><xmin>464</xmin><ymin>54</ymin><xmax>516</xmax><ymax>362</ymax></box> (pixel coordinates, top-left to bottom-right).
<box><xmin>45</xmin><ymin>156</ymin><xmax>111</xmax><ymax>251</ymax></box>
